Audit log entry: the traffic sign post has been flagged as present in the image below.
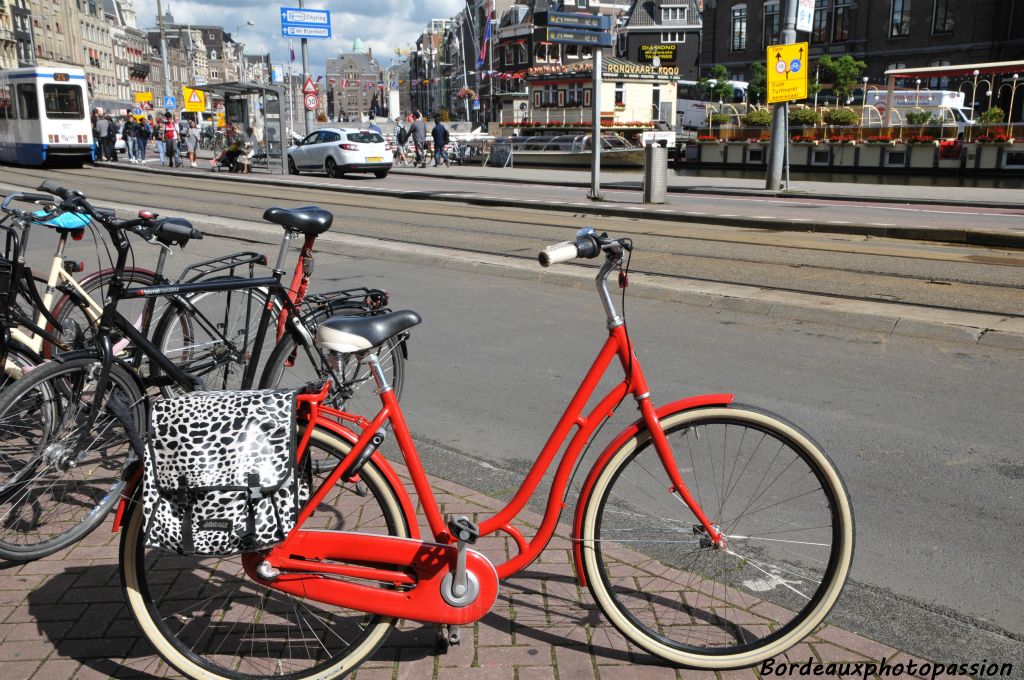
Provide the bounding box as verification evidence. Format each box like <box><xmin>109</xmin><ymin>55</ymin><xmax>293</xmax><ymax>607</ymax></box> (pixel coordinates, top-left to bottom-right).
<box><xmin>304</xmin><ymin>93</ymin><xmax>318</xmax><ymax>111</ymax></box>
<box><xmin>766</xmin><ymin>42</ymin><xmax>808</xmax><ymax>104</ymax></box>
<box><xmin>182</xmin><ymin>87</ymin><xmax>206</xmax><ymax>113</ymax></box>
<box><xmin>279</xmin><ymin>7</ymin><xmax>331</xmax><ymax>38</ymax></box>
<box><xmin>796</xmin><ymin>0</ymin><xmax>814</xmax><ymax>32</ymax></box>
<box><xmin>163</xmin><ymin>96</ymin><xmax>177</xmax><ymax>110</ymax></box>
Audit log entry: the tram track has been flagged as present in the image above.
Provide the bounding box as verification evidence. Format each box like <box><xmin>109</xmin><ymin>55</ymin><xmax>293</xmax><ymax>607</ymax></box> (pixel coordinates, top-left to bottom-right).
<box><xmin>2</xmin><ymin>165</ymin><xmax>1022</xmax><ymax>318</ymax></box>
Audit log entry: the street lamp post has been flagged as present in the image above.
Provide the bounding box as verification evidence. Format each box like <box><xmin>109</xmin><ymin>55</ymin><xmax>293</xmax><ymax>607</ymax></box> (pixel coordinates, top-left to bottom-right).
<box><xmin>235</xmin><ymin>21</ymin><xmax>254</xmax><ymax>83</ymax></box>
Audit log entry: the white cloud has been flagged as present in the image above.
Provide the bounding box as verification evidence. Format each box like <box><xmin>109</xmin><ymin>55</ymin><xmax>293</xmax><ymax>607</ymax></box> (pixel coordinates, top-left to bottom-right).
<box><xmin>132</xmin><ymin>0</ymin><xmax>465</xmax><ymax>74</ymax></box>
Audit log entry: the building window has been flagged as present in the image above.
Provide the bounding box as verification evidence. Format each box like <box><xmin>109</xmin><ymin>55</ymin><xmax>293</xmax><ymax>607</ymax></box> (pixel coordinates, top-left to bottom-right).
<box><xmin>504</xmin><ymin>45</ymin><xmax>513</xmax><ymax>65</ymax></box>
<box><xmin>932</xmin><ymin>0</ymin><xmax>953</xmax><ymax>33</ymax></box>
<box><xmin>661</xmin><ymin>31</ymin><xmax>685</xmax><ymax>42</ymax></box>
<box><xmin>833</xmin><ymin>0</ymin><xmax>854</xmax><ymax>41</ymax></box>
<box><xmin>614</xmin><ymin>82</ymin><xmax>624</xmax><ymax>105</ymax></box>
<box><xmin>662</xmin><ymin>5</ymin><xmax>686</xmax><ymax>21</ymax></box>
<box><xmin>889</xmin><ymin>0</ymin><xmax>910</xmax><ymax>37</ymax></box>
<box><xmin>731</xmin><ymin>4</ymin><xmax>747</xmax><ymax>51</ymax></box>
<box><xmin>763</xmin><ymin>0</ymin><xmax>780</xmax><ymax>47</ymax></box>
<box><xmin>811</xmin><ymin>0</ymin><xmax>830</xmax><ymax>44</ymax></box>
<box><xmin>928</xmin><ymin>59</ymin><xmax>950</xmax><ymax>88</ymax></box>
<box><xmin>567</xmin><ymin>82</ymin><xmax>583</xmax><ymax>106</ymax></box>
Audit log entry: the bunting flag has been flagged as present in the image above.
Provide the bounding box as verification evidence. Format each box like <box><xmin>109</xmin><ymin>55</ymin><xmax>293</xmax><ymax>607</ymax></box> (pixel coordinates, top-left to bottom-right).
<box><xmin>477</xmin><ymin>1</ymin><xmax>493</xmax><ymax>69</ymax></box>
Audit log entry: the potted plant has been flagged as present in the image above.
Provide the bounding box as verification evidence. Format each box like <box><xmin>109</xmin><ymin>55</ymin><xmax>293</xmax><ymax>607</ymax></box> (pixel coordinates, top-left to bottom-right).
<box><xmin>822</xmin><ymin>108</ymin><xmax>859</xmax><ymax>126</ymax></box>
<box><xmin>741</xmin><ymin>109</ymin><xmax>772</xmax><ymax>127</ymax></box>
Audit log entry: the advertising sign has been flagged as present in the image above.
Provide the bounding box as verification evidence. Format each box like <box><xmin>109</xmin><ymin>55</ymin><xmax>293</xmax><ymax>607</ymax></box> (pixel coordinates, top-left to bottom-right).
<box><xmin>637</xmin><ymin>44</ymin><xmax>677</xmax><ymax>64</ymax></box>
<box><xmin>766</xmin><ymin>42</ymin><xmax>808</xmax><ymax>104</ymax></box>
<box><xmin>280</xmin><ymin>7</ymin><xmax>332</xmax><ymax>39</ymax></box>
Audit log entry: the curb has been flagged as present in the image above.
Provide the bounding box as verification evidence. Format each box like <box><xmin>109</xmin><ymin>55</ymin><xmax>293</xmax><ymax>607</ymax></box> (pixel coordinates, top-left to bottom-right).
<box><xmin>387</xmin><ymin>165</ymin><xmax>1024</xmax><ymax>211</ymax></box>
<box><xmin>93</xmin><ymin>162</ymin><xmax>1024</xmax><ymax>249</ymax></box>
<box><xmin>72</xmin><ymin>190</ymin><xmax>1022</xmax><ymax>352</ymax></box>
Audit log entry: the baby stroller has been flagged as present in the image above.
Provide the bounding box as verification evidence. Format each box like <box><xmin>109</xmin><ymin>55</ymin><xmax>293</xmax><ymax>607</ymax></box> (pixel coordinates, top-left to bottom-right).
<box><xmin>210</xmin><ymin>139</ymin><xmax>245</xmax><ymax>172</ymax></box>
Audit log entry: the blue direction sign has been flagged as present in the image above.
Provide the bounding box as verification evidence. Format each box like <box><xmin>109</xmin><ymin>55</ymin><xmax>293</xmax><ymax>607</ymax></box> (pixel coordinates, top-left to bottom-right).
<box><xmin>545</xmin><ymin>27</ymin><xmax>613</xmax><ymax>48</ymax></box>
<box><xmin>163</xmin><ymin>96</ymin><xmax>177</xmax><ymax>109</ymax></box>
<box><xmin>535</xmin><ymin>11</ymin><xmax>612</xmax><ymax>31</ymax></box>
<box><xmin>280</xmin><ymin>7</ymin><xmax>331</xmax><ymax>39</ymax></box>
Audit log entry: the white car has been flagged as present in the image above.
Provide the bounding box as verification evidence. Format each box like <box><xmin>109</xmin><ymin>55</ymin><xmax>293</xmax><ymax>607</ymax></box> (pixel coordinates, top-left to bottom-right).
<box><xmin>287</xmin><ymin>128</ymin><xmax>393</xmax><ymax>178</ymax></box>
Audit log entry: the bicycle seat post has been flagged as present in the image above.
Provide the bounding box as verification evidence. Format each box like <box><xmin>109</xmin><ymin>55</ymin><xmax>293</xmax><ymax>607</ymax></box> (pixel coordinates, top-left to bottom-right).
<box><xmin>272</xmin><ymin>231</ymin><xmax>297</xmax><ymax>277</ymax></box>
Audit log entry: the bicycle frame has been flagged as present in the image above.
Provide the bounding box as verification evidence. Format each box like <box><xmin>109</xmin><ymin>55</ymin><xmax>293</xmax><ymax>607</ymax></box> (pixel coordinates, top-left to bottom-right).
<box><xmin>235</xmin><ymin>255</ymin><xmax>734</xmax><ymax>625</ymax></box>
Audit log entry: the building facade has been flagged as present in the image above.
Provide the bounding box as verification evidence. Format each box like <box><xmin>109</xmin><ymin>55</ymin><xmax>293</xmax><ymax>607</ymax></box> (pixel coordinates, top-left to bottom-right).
<box><xmin>327</xmin><ymin>45</ymin><xmax>383</xmax><ymax>121</ymax></box>
<box><xmin>11</xmin><ymin>0</ymin><xmax>33</xmax><ymax>67</ymax></box>
<box><xmin>1</xmin><ymin>1</ymin><xmax>18</xmax><ymax>68</ymax></box>
<box><xmin>28</xmin><ymin>0</ymin><xmax>82</xmax><ymax>66</ymax></box>
<box><xmin>615</xmin><ymin>0</ymin><xmax>702</xmax><ymax>80</ymax></box>
<box><xmin>701</xmin><ymin>0</ymin><xmax>1024</xmax><ymax>84</ymax></box>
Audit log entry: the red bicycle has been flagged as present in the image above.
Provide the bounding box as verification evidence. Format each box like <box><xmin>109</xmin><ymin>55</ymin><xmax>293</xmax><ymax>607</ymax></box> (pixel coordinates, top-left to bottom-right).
<box><xmin>115</xmin><ymin>229</ymin><xmax>854</xmax><ymax>678</ymax></box>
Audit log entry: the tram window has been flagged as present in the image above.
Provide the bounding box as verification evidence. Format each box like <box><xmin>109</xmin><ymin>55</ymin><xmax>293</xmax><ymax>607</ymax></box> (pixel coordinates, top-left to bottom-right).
<box><xmin>0</xmin><ymin>85</ymin><xmax>12</xmax><ymax>120</ymax></box>
<box><xmin>43</xmin><ymin>84</ymin><xmax>84</xmax><ymax>119</ymax></box>
<box><xmin>17</xmin><ymin>84</ymin><xmax>38</xmax><ymax>120</ymax></box>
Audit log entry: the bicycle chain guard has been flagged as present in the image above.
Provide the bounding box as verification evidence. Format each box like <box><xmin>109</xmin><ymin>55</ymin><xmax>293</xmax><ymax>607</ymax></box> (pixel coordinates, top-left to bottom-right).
<box><xmin>244</xmin><ymin>531</ymin><xmax>500</xmax><ymax>625</ymax></box>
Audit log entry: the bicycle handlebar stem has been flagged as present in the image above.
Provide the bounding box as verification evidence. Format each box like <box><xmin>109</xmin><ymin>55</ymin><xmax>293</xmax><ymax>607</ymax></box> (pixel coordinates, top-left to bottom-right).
<box><xmin>597</xmin><ymin>254</ymin><xmax>623</xmax><ymax>329</ymax></box>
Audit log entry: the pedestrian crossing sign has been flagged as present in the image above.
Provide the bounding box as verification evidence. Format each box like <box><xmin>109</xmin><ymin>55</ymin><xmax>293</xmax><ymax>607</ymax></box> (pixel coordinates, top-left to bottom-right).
<box><xmin>183</xmin><ymin>87</ymin><xmax>206</xmax><ymax>113</ymax></box>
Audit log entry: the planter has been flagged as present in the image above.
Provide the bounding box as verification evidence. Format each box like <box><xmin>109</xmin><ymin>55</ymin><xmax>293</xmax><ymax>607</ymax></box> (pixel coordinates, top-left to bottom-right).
<box><xmin>830</xmin><ymin>143</ymin><xmax>857</xmax><ymax>168</ymax></box>
<box><xmin>976</xmin><ymin>143</ymin><xmax>1001</xmax><ymax>170</ymax></box>
<box><xmin>698</xmin><ymin>142</ymin><xmax>726</xmax><ymax>164</ymax></box>
<box><xmin>1002</xmin><ymin>142</ymin><xmax>1024</xmax><ymax>169</ymax></box>
<box><xmin>882</xmin><ymin>143</ymin><xmax>909</xmax><ymax>168</ymax></box>
<box><xmin>859</xmin><ymin>144</ymin><xmax>883</xmax><ymax>167</ymax></box>
<box><xmin>908</xmin><ymin>143</ymin><xmax>937</xmax><ymax>169</ymax></box>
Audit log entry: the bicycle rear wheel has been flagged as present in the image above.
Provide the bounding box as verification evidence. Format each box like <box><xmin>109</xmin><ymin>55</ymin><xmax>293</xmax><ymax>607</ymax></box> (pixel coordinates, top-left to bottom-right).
<box><xmin>121</xmin><ymin>425</ymin><xmax>409</xmax><ymax>680</ymax></box>
<box><xmin>0</xmin><ymin>355</ymin><xmax>145</xmax><ymax>561</ymax></box>
<box><xmin>580</xmin><ymin>404</ymin><xmax>854</xmax><ymax>669</ymax></box>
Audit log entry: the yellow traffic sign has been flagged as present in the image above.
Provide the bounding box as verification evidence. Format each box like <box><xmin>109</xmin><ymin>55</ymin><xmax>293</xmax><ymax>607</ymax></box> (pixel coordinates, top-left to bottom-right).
<box><xmin>182</xmin><ymin>87</ymin><xmax>206</xmax><ymax>113</ymax></box>
<box><xmin>216</xmin><ymin>112</ymin><xmax>225</xmax><ymax>128</ymax></box>
<box><xmin>766</xmin><ymin>42</ymin><xmax>808</xmax><ymax>104</ymax></box>
<box><xmin>134</xmin><ymin>91</ymin><xmax>154</xmax><ymax>111</ymax></box>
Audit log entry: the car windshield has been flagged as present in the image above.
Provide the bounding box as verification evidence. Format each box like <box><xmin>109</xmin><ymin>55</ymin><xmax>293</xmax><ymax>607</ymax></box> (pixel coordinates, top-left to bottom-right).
<box><xmin>348</xmin><ymin>131</ymin><xmax>383</xmax><ymax>144</ymax></box>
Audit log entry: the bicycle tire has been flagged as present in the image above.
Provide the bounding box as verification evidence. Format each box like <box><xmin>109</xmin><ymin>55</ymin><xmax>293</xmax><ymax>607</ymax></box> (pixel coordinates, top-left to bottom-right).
<box><xmin>46</xmin><ymin>269</ymin><xmax>160</xmax><ymax>359</ymax></box>
<box><xmin>258</xmin><ymin>305</ymin><xmax>405</xmax><ymax>415</ymax></box>
<box><xmin>0</xmin><ymin>355</ymin><xmax>145</xmax><ymax>561</ymax></box>
<box><xmin>579</xmin><ymin>404</ymin><xmax>854</xmax><ymax>669</ymax></box>
<box><xmin>121</xmin><ymin>425</ymin><xmax>409</xmax><ymax>680</ymax></box>
<box><xmin>1</xmin><ymin>341</ymin><xmax>41</xmax><ymax>390</ymax></box>
<box><xmin>150</xmin><ymin>285</ymin><xmax>279</xmax><ymax>396</ymax></box>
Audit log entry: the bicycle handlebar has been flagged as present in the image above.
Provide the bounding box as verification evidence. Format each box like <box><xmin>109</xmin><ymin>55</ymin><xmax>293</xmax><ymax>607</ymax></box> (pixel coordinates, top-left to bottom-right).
<box><xmin>538</xmin><ymin>231</ymin><xmax>627</xmax><ymax>267</ymax></box>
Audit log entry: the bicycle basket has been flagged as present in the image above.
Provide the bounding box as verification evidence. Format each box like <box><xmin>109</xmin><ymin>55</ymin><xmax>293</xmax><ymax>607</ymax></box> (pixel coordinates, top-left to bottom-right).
<box><xmin>142</xmin><ymin>389</ymin><xmax>308</xmax><ymax>556</ymax></box>
<box><xmin>0</xmin><ymin>256</ymin><xmax>13</xmax><ymax>298</ymax></box>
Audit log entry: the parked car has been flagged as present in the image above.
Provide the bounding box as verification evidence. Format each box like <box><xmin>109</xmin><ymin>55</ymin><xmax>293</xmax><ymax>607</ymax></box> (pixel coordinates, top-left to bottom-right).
<box><xmin>287</xmin><ymin>128</ymin><xmax>393</xmax><ymax>178</ymax></box>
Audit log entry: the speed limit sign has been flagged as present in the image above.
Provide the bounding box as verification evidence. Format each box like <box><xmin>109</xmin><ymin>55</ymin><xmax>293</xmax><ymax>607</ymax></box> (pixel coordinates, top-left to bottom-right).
<box><xmin>304</xmin><ymin>93</ymin><xmax>318</xmax><ymax>111</ymax></box>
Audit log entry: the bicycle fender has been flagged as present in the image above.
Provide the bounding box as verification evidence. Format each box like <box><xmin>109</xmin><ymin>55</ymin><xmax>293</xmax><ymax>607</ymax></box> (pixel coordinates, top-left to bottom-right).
<box><xmin>570</xmin><ymin>393</ymin><xmax>733</xmax><ymax>587</ymax></box>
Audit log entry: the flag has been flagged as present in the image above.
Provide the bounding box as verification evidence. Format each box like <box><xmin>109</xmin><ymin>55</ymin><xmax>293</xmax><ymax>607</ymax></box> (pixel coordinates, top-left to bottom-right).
<box><xmin>477</xmin><ymin>0</ymin><xmax>493</xmax><ymax>69</ymax></box>
<box><xmin>289</xmin><ymin>40</ymin><xmax>295</xmax><ymax>62</ymax></box>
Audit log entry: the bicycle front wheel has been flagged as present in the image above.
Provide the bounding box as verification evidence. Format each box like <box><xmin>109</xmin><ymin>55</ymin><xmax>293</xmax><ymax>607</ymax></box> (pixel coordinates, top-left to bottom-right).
<box><xmin>580</xmin><ymin>404</ymin><xmax>854</xmax><ymax>669</ymax></box>
<box><xmin>121</xmin><ymin>425</ymin><xmax>409</xmax><ymax>680</ymax></box>
<box><xmin>0</xmin><ymin>355</ymin><xmax>145</xmax><ymax>561</ymax></box>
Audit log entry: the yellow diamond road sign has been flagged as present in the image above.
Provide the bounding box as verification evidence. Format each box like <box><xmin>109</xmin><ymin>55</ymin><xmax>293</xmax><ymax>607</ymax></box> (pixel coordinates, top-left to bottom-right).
<box><xmin>182</xmin><ymin>87</ymin><xmax>206</xmax><ymax>113</ymax></box>
<box><xmin>766</xmin><ymin>42</ymin><xmax>808</xmax><ymax>104</ymax></box>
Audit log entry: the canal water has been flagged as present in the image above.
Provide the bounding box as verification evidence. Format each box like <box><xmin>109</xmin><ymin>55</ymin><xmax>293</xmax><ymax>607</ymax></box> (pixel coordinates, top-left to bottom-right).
<box><xmin>668</xmin><ymin>166</ymin><xmax>1024</xmax><ymax>189</ymax></box>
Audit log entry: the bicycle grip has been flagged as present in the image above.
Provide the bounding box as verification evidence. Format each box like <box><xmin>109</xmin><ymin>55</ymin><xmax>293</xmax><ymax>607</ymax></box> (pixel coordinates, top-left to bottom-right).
<box><xmin>538</xmin><ymin>241</ymin><xmax>578</xmax><ymax>267</ymax></box>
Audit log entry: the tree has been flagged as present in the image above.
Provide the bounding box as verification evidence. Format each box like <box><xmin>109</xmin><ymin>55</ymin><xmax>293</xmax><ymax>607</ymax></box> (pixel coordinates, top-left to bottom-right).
<box><xmin>747</xmin><ymin>63</ymin><xmax>767</xmax><ymax>105</ymax></box>
<box><xmin>698</xmin><ymin>64</ymin><xmax>735</xmax><ymax>103</ymax></box>
<box><xmin>818</xmin><ymin>55</ymin><xmax>867</xmax><ymax>104</ymax></box>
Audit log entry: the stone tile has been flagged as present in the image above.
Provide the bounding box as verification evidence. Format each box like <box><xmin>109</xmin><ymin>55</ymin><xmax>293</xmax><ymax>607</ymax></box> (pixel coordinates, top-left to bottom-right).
<box><xmin>517</xmin><ymin>665</ymin><xmax>557</xmax><ymax>680</ymax></box>
<box><xmin>553</xmin><ymin>645</ymin><xmax>596</xmax><ymax>680</ymax></box>
<box><xmin>31</xmin><ymin>658</ymin><xmax>81</xmax><ymax>679</ymax></box>
<box><xmin>438</xmin><ymin>666</ymin><xmax>515</xmax><ymax>680</ymax></box>
<box><xmin>354</xmin><ymin>667</ymin><xmax>396</xmax><ymax>680</ymax></box>
<box><xmin>0</xmin><ymin>661</ymin><xmax>43</xmax><ymax>679</ymax></box>
<box><xmin>815</xmin><ymin>625</ymin><xmax>899</xmax><ymax>660</ymax></box>
<box><xmin>477</xmin><ymin>644</ymin><xmax>548</xmax><ymax>668</ymax></box>
<box><xmin>396</xmin><ymin>647</ymin><xmax>436</xmax><ymax>680</ymax></box>
<box><xmin>1</xmin><ymin>638</ymin><xmax>55</xmax><ymax>662</ymax></box>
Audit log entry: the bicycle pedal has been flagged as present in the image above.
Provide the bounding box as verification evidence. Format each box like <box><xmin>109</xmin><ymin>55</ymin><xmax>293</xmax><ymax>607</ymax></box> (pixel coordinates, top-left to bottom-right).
<box><xmin>446</xmin><ymin>515</ymin><xmax>479</xmax><ymax>544</ymax></box>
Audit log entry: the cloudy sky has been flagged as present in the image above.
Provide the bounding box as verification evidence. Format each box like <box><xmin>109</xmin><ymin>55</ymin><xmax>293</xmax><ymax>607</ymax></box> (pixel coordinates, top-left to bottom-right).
<box><xmin>134</xmin><ymin>0</ymin><xmax>466</xmax><ymax>75</ymax></box>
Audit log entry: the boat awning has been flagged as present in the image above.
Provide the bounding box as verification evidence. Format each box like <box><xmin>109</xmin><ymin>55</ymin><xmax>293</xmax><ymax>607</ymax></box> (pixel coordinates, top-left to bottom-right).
<box><xmin>884</xmin><ymin>60</ymin><xmax>1024</xmax><ymax>80</ymax></box>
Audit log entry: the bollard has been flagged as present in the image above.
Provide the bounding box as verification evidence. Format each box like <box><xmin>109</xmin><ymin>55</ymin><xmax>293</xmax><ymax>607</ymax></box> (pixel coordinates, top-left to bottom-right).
<box><xmin>642</xmin><ymin>143</ymin><xmax>668</xmax><ymax>204</ymax></box>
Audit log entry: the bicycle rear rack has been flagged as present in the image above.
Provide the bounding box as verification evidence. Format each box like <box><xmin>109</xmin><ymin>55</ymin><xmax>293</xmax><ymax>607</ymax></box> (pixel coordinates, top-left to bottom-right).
<box><xmin>178</xmin><ymin>251</ymin><xmax>268</xmax><ymax>283</ymax></box>
<box><xmin>303</xmin><ymin>287</ymin><xmax>390</xmax><ymax>315</ymax></box>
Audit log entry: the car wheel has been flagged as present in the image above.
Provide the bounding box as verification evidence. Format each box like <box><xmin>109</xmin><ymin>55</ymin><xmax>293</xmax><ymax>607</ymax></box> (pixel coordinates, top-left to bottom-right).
<box><xmin>373</xmin><ymin>170</ymin><xmax>389</xmax><ymax>179</ymax></box>
<box><xmin>325</xmin><ymin>157</ymin><xmax>338</xmax><ymax>178</ymax></box>
<box><xmin>288</xmin><ymin>157</ymin><xmax>298</xmax><ymax>175</ymax></box>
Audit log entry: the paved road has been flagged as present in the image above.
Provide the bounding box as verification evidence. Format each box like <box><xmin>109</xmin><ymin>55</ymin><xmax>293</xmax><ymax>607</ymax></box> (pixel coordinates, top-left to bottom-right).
<box><xmin>1</xmin><ymin>167</ymin><xmax>1021</xmax><ymax>668</ymax></box>
<box><xmin>2</xmin><ymin>165</ymin><xmax>1023</xmax><ymax>320</ymax></box>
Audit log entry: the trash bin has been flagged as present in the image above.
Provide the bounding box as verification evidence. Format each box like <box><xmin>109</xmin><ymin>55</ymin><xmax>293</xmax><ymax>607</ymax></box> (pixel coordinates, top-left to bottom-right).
<box><xmin>643</xmin><ymin>143</ymin><xmax>668</xmax><ymax>204</ymax></box>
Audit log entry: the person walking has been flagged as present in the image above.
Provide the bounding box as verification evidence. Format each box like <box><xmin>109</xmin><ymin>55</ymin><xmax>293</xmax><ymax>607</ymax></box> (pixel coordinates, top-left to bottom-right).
<box><xmin>162</xmin><ymin>112</ymin><xmax>181</xmax><ymax>167</ymax></box>
<box><xmin>103</xmin><ymin>114</ymin><xmax>117</xmax><ymax>161</ymax></box>
<box><xmin>431</xmin><ymin>116</ymin><xmax>450</xmax><ymax>167</ymax></box>
<box><xmin>136</xmin><ymin>116</ymin><xmax>151</xmax><ymax>163</ymax></box>
<box><xmin>409</xmin><ymin>111</ymin><xmax>428</xmax><ymax>168</ymax></box>
<box><xmin>393</xmin><ymin>117</ymin><xmax>410</xmax><ymax>165</ymax></box>
<box><xmin>185</xmin><ymin>119</ymin><xmax>200</xmax><ymax>167</ymax></box>
<box><xmin>152</xmin><ymin>115</ymin><xmax>166</xmax><ymax>165</ymax></box>
<box><xmin>95</xmin><ymin>114</ymin><xmax>111</xmax><ymax>161</ymax></box>
<box><xmin>122</xmin><ymin>117</ymin><xmax>138</xmax><ymax>163</ymax></box>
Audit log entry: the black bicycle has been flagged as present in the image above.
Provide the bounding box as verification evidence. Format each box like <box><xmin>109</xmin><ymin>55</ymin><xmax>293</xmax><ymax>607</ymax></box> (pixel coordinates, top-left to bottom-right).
<box><xmin>0</xmin><ymin>181</ymin><xmax>406</xmax><ymax>561</ymax></box>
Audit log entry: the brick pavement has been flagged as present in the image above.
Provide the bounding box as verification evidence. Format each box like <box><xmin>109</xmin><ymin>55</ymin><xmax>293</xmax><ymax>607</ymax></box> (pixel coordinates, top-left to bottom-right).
<box><xmin>0</xmin><ymin>465</ymin><xmax>944</xmax><ymax>680</ymax></box>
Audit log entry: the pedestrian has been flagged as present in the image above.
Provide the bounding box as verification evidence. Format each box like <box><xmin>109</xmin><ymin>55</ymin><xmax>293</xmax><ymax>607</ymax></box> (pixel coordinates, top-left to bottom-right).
<box><xmin>185</xmin><ymin>119</ymin><xmax>200</xmax><ymax>167</ymax></box>
<box><xmin>409</xmin><ymin>111</ymin><xmax>428</xmax><ymax>168</ymax></box>
<box><xmin>368</xmin><ymin>118</ymin><xmax>382</xmax><ymax>135</ymax></box>
<box><xmin>137</xmin><ymin>116</ymin><xmax>151</xmax><ymax>163</ymax></box>
<box><xmin>95</xmin><ymin>113</ymin><xmax>111</xmax><ymax>161</ymax></box>
<box><xmin>122</xmin><ymin>117</ymin><xmax>138</xmax><ymax>163</ymax></box>
<box><xmin>103</xmin><ymin>114</ymin><xmax>117</xmax><ymax>161</ymax></box>
<box><xmin>163</xmin><ymin>112</ymin><xmax>181</xmax><ymax>167</ymax></box>
<box><xmin>393</xmin><ymin>117</ymin><xmax>409</xmax><ymax>165</ymax></box>
<box><xmin>431</xmin><ymin>116</ymin><xmax>450</xmax><ymax>167</ymax></box>
<box><xmin>152</xmin><ymin>115</ymin><xmax>166</xmax><ymax>165</ymax></box>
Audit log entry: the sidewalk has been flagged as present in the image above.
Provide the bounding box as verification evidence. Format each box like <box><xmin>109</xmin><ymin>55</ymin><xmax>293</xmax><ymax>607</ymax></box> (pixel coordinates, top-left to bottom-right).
<box><xmin>388</xmin><ymin>161</ymin><xmax>1024</xmax><ymax>209</ymax></box>
<box><xmin>0</xmin><ymin>462</ymin><xmax>939</xmax><ymax>680</ymax></box>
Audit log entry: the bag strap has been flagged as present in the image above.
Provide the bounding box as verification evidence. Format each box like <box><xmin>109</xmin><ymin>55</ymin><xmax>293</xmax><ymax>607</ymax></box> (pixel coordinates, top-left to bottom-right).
<box><xmin>177</xmin><ymin>475</ymin><xmax>195</xmax><ymax>555</ymax></box>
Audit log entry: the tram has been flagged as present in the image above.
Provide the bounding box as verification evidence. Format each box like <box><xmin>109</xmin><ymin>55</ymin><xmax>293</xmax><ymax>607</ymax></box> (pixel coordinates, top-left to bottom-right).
<box><xmin>0</xmin><ymin>67</ymin><xmax>93</xmax><ymax>165</ymax></box>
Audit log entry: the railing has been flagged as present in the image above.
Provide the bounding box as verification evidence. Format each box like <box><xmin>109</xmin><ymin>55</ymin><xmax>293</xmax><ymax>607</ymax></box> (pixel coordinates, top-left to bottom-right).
<box><xmin>696</xmin><ymin>123</ymin><xmax>1024</xmax><ymax>144</ymax></box>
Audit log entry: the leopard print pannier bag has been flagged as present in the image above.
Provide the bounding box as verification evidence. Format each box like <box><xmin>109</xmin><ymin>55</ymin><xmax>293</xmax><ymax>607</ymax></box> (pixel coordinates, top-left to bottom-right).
<box><xmin>142</xmin><ymin>390</ymin><xmax>305</xmax><ymax>556</ymax></box>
